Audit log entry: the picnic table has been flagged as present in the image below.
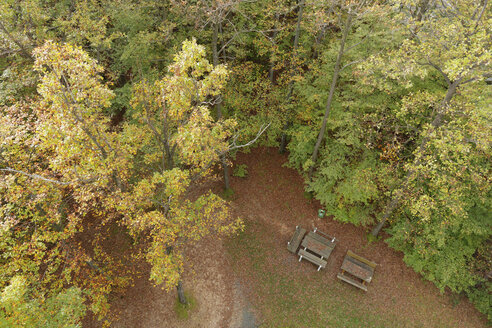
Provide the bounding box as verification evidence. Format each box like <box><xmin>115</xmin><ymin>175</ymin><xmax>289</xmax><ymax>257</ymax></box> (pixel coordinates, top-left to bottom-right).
<box><xmin>301</xmin><ymin>231</ymin><xmax>336</xmax><ymax>259</ymax></box>
<box><xmin>297</xmin><ymin>228</ymin><xmax>336</xmax><ymax>271</ymax></box>
<box><xmin>341</xmin><ymin>256</ymin><xmax>373</xmax><ymax>282</ymax></box>
<box><xmin>337</xmin><ymin>250</ymin><xmax>377</xmax><ymax>291</ymax></box>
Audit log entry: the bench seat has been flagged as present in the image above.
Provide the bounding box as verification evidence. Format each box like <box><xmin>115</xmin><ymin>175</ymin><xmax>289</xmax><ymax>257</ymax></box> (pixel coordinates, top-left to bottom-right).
<box><xmin>347</xmin><ymin>250</ymin><xmax>377</xmax><ymax>269</ymax></box>
<box><xmin>337</xmin><ymin>272</ymin><xmax>368</xmax><ymax>292</ymax></box>
<box><xmin>287</xmin><ymin>226</ymin><xmax>306</xmax><ymax>253</ymax></box>
<box><xmin>298</xmin><ymin>248</ymin><xmax>327</xmax><ymax>271</ymax></box>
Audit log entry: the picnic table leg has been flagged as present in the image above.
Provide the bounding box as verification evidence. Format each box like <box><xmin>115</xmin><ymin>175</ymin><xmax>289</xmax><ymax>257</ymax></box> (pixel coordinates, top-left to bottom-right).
<box><xmin>317</xmin><ymin>265</ymin><xmax>321</xmax><ymax>271</ymax></box>
<box><xmin>299</xmin><ymin>255</ymin><xmax>303</xmax><ymax>262</ymax></box>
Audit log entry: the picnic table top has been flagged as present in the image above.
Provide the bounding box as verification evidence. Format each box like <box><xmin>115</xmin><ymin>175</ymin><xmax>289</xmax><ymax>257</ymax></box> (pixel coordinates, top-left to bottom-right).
<box><xmin>341</xmin><ymin>255</ymin><xmax>374</xmax><ymax>282</ymax></box>
<box><xmin>301</xmin><ymin>231</ymin><xmax>336</xmax><ymax>259</ymax></box>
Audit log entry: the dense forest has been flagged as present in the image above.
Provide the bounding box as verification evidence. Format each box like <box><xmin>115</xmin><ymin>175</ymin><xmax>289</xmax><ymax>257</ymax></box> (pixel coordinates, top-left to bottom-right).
<box><xmin>0</xmin><ymin>0</ymin><xmax>490</xmax><ymax>326</ymax></box>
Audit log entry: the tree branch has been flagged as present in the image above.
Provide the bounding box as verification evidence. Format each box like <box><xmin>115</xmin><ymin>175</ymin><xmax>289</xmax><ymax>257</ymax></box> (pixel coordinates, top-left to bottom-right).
<box><xmin>426</xmin><ymin>59</ymin><xmax>451</xmax><ymax>86</ymax></box>
<box><xmin>224</xmin><ymin>122</ymin><xmax>271</xmax><ymax>153</ymax></box>
<box><xmin>474</xmin><ymin>0</ymin><xmax>488</xmax><ymax>31</ymax></box>
<box><xmin>342</xmin><ymin>35</ymin><xmax>368</xmax><ymax>55</ymax></box>
<box><xmin>1</xmin><ymin>168</ymin><xmax>71</xmax><ymax>185</ymax></box>
<box><xmin>341</xmin><ymin>59</ymin><xmax>364</xmax><ymax>71</ymax></box>
<box><xmin>0</xmin><ymin>20</ymin><xmax>33</xmax><ymax>60</ymax></box>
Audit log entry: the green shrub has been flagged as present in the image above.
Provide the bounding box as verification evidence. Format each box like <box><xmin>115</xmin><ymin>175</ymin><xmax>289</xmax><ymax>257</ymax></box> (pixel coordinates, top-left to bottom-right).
<box><xmin>467</xmin><ymin>282</ymin><xmax>492</xmax><ymax>322</ymax></box>
<box><xmin>233</xmin><ymin>164</ymin><xmax>248</xmax><ymax>178</ymax></box>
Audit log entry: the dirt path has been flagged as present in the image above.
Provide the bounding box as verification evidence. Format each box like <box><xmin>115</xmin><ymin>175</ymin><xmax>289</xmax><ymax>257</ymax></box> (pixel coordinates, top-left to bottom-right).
<box><xmin>83</xmin><ymin>232</ymin><xmax>251</xmax><ymax>328</ymax></box>
<box><xmin>106</xmin><ymin>236</ymin><xmax>249</xmax><ymax>328</ymax></box>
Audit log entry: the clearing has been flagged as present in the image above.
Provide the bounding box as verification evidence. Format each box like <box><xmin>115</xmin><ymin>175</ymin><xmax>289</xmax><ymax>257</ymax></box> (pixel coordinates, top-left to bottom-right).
<box><xmin>87</xmin><ymin>147</ymin><xmax>488</xmax><ymax>328</ymax></box>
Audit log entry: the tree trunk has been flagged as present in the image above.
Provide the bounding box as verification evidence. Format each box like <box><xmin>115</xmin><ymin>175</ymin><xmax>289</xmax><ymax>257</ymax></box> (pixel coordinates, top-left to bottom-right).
<box><xmin>0</xmin><ymin>20</ymin><xmax>33</xmax><ymax>60</ymax></box>
<box><xmin>268</xmin><ymin>13</ymin><xmax>280</xmax><ymax>84</ymax></box>
<box><xmin>308</xmin><ymin>13</ymin><xmax>353</xmax><ymax>180</ymax></box>
<box><xmin>268</xmin><ymin>51</ymin><xmax>276</xmax><ymax>83</ymax></box>
<box><xmin>212</xmin><ymin>22</ymin><xmax>222</xmax><ymax>119</ymax></box>
<box><xmin>278</xmin><ymin>123</ymin><xmax>289</xmax><ymax>154</ymax></box>
<box><xmin>165</xmin><ymin>246</ymin><xmax>188</xmax><ymax>304</ymax></box>
<box><xmin>212</xmin><ymin>21</ymin><xmax>230</xmax><ymax>190</ymax></box>
<box><xmin>371</xmin><ymin>80</ymin><xmax>460</xmax><ymax>236</ymax></box>
<box><xmin>278</xmin><ymin>0</ymin><xmax>305</xmax><ymax>153</ymax></box>
<box><xmin>222</xmin><ymin>156</ymin><xmax>231</xmax><ymax>190</ymax></box>
<box><xmin>176</xmin><ymin>280</ymin><xmax>187</xmax><ymax>305</ymax></box>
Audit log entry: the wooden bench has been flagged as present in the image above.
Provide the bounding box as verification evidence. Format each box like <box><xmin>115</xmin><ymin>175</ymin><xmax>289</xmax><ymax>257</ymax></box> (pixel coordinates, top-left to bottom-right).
<box><xmin>337</xmin><ymin>250</ymin><xmax>377</xmax><ymax>291</ymax></box>
<box><xmin>287</xmin><ymin>226</ymin><xmax>306</xmax><ymax>253</ymax></box>
<box><xmin>298</xmin><ymin>248</ymin><xmax>327</xmax><ymax>271</ymax></box>
<box><xmin>337</xmin><ymin>273</ymin><xmax>368</xmax><ymax>292</ymax></box>
<box><xmin>347</xmin><ymin>250</ymin><xmax>377</xmax><ymax>270</ymax></box>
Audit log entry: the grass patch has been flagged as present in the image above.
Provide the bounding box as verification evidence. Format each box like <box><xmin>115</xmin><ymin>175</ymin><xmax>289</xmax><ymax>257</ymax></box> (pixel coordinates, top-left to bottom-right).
<box><xmin>366</xmin><ymin>232</ymin><xmax>380</xmax><ymax>244</ymax></box>
<box><xmin>174</xmin><ymin>291</ymin><xmax>197</xmax><ymax>320</ymax></box>
<box><xmin>226</xmin><ymin>220</ymin><xmax>404</xmax><ymax>328</ymax></box>
<box><xmin>220</xmin><ymin>188</ymin><xmax>235</xmax><ymax>200</ymax></box>
<box><xmin>303</xmin><ymin>191</ymin><xmax>314</xmax><ymax>200</ymax></box>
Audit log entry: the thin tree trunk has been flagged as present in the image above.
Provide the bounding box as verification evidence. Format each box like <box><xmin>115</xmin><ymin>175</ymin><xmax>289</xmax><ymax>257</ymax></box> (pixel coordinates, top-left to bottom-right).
<box><xmin>278</xmin><ymin>123</ymin><xmax>290</xmax><ymax>154</ymax></box>
<box><xmin>268</xmin><ymin>13</ymin><xmax>280</xmax><ymax>84</ymax></box>
<box><xmin>278</xmin><ymin>0</ymin><xmax>306</xmax><ymax>154</ymax></box>
<box><xmin>291</xmin><ymin>0</ymin><xmax>305</xmax><ymax>56</ymax></box>
<box><xmin>212</xmin><ymin>21</ymin><xmax>230</xmax><ymax>190</ymax></box>
<box><xmin>165</xmin><ymin>246</ymin><xmax>188</xmax><ymax>304</ymax></box>
<box><xmin>268</xmin><ymin>48</ymin><xmax>276</xmax><ymax>83</ymax></box>
<box><xmin>212</xmin><ymin>22</ymin><xmax>222</xmax><ymax>119</ymax></box>
<box><xmin>308</xmin><ymin>13</ymin><xmax>353</xmax><ymax>180</ymax></box>
<box><xmin>278</xmin><ymin>0</ymin><xmax>305</xmax><ymax>152</ymax></box>
<box><xmin>0</xmin><ymin>20</ymin><xmax>33</xmax><ymax>60</ymax></box>
<box><xmin>222</xmin><ymin>157</ymin><xmax>231</xmax><ymax>190</ymax></box>
<box><xmin>176</xmin><ymin>280</ymin><xmax>187</xmax><ymax>305</ymax></box>
<box><xmin>371</xmin><ymin>80</ymin><xmax>460</xmax><ymax>236</ymax></box>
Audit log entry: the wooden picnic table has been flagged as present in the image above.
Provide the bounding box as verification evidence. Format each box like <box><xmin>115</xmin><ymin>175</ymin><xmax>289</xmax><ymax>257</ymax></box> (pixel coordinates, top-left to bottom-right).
<box><xmin>337</xmin><ymin>250</ymin><xmax>377</xmax><ymax>291</ymax></box>
<box><xmin>340</xmin><ymin>256</ymin><xmax>373</xmax><ymax>282</ymax></box>
<box><xmin>301</xmin><ymin>231</ymin><xmax>335</xmax><ymax>259</ymax></box>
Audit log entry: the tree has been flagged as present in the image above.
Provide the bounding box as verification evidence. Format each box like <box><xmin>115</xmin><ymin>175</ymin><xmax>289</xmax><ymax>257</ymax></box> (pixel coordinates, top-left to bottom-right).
<box><xmin>308</xmin><ymin>0</ymin><xmax>384</xmax><ymax>180</ymax></box>
<box><xmin>0</xmin><ymin>276</ymin><xmax>85</xmax><ymax>328</ymax></box>
<box><xmin>277</xmin><ymin>0</ymin><xmax>306</xmax><ymax>153</ymax></box>
<box><xmin>356</xmin><ymin>0</ymin><xmax>491</xmax><ymax>318</ymax></box>
<box><xmin>369</xmin><ymin>0</ymin><xmax>491</xmax><ymax>236</ymax></box>
<box><xmin>119</xmin><ymin>39</ymin><xmax>243</xmax><ymax>304</ymax></box>
<box><xmin>170</xmin><ymin>0</ymin><xmax>273</xmax><ymax>190</ymax></box>
<box><xmin>286</xmin><ymin>2</ymin><xmax>398</xmax><ymax>226</ymax></box>
<box><xmin>1</xmin><ymin>40</ymin><xmax>134</xmax><ymax>324</ymax></box>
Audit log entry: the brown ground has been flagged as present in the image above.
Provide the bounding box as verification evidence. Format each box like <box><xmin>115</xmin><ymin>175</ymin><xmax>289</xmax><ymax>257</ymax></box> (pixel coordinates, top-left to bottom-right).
<box><xmin>85</xmin><ymin>146</ymin><xmax>488</xmax><ymax>328</ymax></box>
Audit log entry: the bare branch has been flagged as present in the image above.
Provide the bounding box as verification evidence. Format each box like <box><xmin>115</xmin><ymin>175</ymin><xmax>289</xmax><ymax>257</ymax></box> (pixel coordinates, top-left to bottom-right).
<box><xmin>0</xmin><ymin>20</ymin><xmax>33</xmax><ymax>60</ymax></box>
<box><xmin>190</xmin><ymin>122</ymin><xmax>271</xmax><ymax>182</ymax></box>
<box><xmin>0</xmin><ymin>48</ymin><xmax>20</xmax><ymax>57</ymax></box>
<box><xmin>461</xmin><ymin>77</ymin><xmax>478</xmax><ymax>85</ymax></box>
<box><xmin>341</xmin><ymin>59</ymin><xmax>364</xmax><ymax>71</ymax></box>
<box><xmin>342</xmin><ymin>35</ymin><xmax>369</xmax><ymax>55</ymax></box>
<box><xmin>425</xmin><ymin>59</ymin><xmax>451</xmax><ymax>86</ymax></box>
<box><xmin>224</xmin><ymin>122</ymin><xmax>271</xmax><ymax>153</ymax></box>
<box><xmin>1</xmin><ymin>168</ymin><xmax>71</xmax><ymax>186</ymax></box>
<box><xmin>474</xmin><ymin>0</ymin><xmax>488</xmax><ymax>31</ymax></box>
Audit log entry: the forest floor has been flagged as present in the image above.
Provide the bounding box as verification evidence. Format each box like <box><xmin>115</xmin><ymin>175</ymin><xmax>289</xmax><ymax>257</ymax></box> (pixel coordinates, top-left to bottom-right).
<box><xmin>86</xmin><ymin>147</ymin><xmax>488</xmax><ymax>328</ymax></box>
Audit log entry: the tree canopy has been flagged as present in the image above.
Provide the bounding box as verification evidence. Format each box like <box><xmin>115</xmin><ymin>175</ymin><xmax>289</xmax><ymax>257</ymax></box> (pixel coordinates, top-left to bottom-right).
<box><xmin>1</xmin><ymin>0</ymin><xmax>490</xmax><ymax>324</ymax></box>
